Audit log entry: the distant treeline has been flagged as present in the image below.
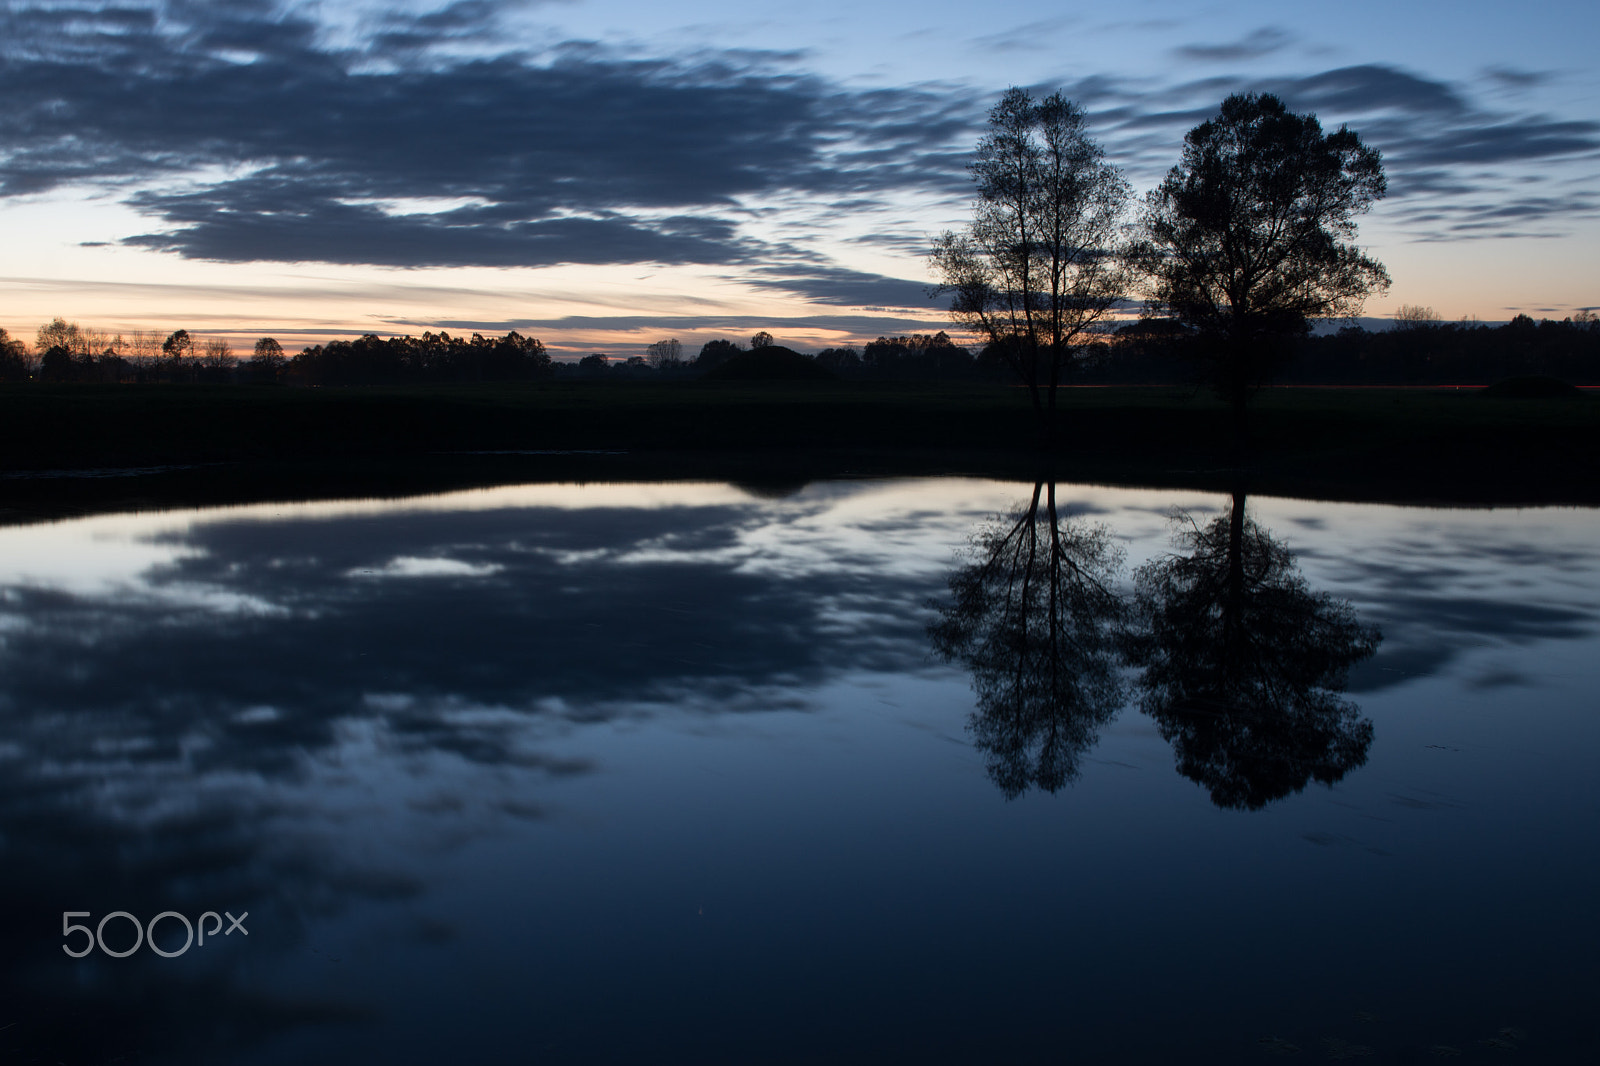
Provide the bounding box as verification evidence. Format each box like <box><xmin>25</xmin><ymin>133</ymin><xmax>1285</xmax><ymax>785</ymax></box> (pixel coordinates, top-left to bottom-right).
<box><xmin>1093</xmin><ymin>312</ymin><xmax>1600</xmax><ymax>386</ymax></box>
<box><xmin>0</xmin><ymin>321</ymin><xmax>553</xmax><ymax>386</ymax></box>
<box><xmin>3</xmin><ymin>313</ymin><xmax>1597</xmax><ymax>387</ymax></box>
<box><xmin>0</xmin><ymin>321</ymin><xmax>997</xmax><ymax>385</ymax></box>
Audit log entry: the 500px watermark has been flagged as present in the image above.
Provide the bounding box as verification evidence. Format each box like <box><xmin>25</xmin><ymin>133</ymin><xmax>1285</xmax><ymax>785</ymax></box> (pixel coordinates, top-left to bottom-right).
<box><xmin>62</xmin><ymin>910</ymin><xmax>248</xmax><ymax>958</ymax></box>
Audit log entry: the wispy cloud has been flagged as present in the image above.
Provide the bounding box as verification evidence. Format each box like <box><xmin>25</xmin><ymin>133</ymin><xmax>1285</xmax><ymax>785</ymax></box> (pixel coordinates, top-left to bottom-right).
<box><xmin>1172</xmin><ymin>26</ymin><xmax>1294</xmax><ymax>63</ymax></box>
<box><xmin>1072</xmin><ymin>63</ymin><xmax>1600</xmax><ymax>239</ymax></box>
<box><xmin>740</xmin><ymin>264</ymin><xmax>937</xmax><ymax>309</ymax></box>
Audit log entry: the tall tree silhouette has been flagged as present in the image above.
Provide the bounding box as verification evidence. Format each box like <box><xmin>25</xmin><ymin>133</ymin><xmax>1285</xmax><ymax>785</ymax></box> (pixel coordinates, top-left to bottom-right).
<box><xmin>1132</xmin><ymin>93</ymin><xmax>1389</xmax><ymax>452</ymax></box>
<box><xmin>1125</xmin><ymin>492</ymin><xmax>1379</xmax><ymax>809</ymax></box>
<box><xmin>931</xmin><ymin>88</ymin><xmax>1131</xmax><ymax>436</ymax></box>
<box><xmin>930</xmin><ymin>481</ymin><xmax>1126</xmax><ymax>797</ymax></box>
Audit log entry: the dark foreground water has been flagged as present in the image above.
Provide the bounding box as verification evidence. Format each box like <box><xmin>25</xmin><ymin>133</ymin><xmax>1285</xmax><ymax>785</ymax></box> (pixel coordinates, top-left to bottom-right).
<box><xmin>0</xmin><ymin>478</ymin><xmax>1595</xmax><ymax>1064</ymax></box>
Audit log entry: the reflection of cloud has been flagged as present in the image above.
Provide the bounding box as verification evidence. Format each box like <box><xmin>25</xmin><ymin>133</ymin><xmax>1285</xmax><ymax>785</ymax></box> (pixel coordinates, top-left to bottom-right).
<box><xmin>351</xmin><ymin>556</ymin><xmax>505</xmax><ymax>578</ymax></box>
<box><xmin>1374</xmin><ymin>595</ymin><xmax>1591</xmax><ymax>641</ymax></box>
<box><xmin>1</xmin><ymin>478</ymin><xmax>1028</xmax><ymax>1060</ymax></box>
<box><xmin>0</xmin><ymin>478</ymin><xmax>1596</xmax><ymax>1060</ymax></box>
<box><xmin>1290</xmin><ymin>514</ymin><xmax>1600</xmax><ymax>692</ymax></box>
<box><xmin>1351</xmin><ymin>593</ymin><xmax>1593</xmax><ymax>691</ymax></box>
<box><xmin>1466</xmin><ymin>667</ymin><xmax>1535</xmax><ymax>690</ymax></box>
<box><xmin>0</xmin><ymin>480</ymin><xmax>1009</xmax><ymax>737</ymax></box>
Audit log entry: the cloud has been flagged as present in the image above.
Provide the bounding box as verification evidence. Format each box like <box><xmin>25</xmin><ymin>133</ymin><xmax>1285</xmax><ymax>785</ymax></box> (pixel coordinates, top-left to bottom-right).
<box><xmin>0</xmin><ymin>2</ymin><xmax>970</xmax><ymax>271</ymax></box>
<box><xmin>1385</xmin><ymin>118</ymin><xmax>1600</xmax><ymax>167</ymax></box>
<box><xmin>1278</xmin><ymin>64</ymin><xmax>1468</xmax><ymax>115</ymax></box>
<box><xmin>1074</xmin><ymin>63</ymin><xmax>1600</xmax><ymax>239</ymax></box>
<box><xmin>124</xmin><ymin>180</ymin><xmax>750</xmax><ymax>266</ymax></box>
<box><xmin>742</xmin><ymin>265</ymin><xmax>938</xmax><ymax>308</ymax></box>
<box><xmin>368</xmin><ymin>0</ymin><xmax>530</xmax><ymax>53</ymax></box>
<box><xmin>2</xmin><ymin>3</ymin><xmax>1596</xmax><ymax>270</ymax></box>
<box><xmin>974</xmin><ymin>17</ymin><xmax>1075</xmax><ymax>55</ymax></box>
<box><xmin>1484</xmin><ymin>66</ymin><xmax>1551</xmax><ymax>89</ymax></box>
<box><xmin>1172</xmin><ymin>26</ymin><xmax>1293</xmax><ymax>63</ymax></box>
<box><xmin>392</xmin><ymin>312</ymin><xmax>954</xmax><ymax>340</ymax></box>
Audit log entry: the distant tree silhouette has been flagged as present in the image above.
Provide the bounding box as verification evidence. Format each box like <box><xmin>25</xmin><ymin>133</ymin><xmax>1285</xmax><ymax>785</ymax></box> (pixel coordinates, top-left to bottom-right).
<box><xmin>931</xmin><ymin>87</ymin><xmax>1131</xmax><ymax>435</ymax></box>
<box><xmin>860</xmin><ymin>332</ymin><xmax>974</xmax><ymax>378</ymax></box>
<box><xmin>694</xmin><ymin>339</ymin><xmax>742</xmax><ymax>370</ymax></box>
<box><xmin>930</xmin><ymin>481</ymin><xmax>1127</xmax><ymax>798</ymax></box>
<box><xmin>646</xmin><ymin>338</ymin><xmax>683</xmax><ymax>369</ymax></box>
<box><xmin>34</xmin><ymin>315</ymin><xmax>108</xmax><ymax>361</ymax></box>
<box><xmin>1392</xmin><ymin>304</ymin><xmax>1442</xmax><ymax>330</ymax></box>
<box><xmin>199</xmin><ymin>337</ymin><xmax>233</xmax><ymax>381</ymax></box>
<box><xmin>248</xmin><ymin>337</ymin><xmax>286</xmax><ymax>382</ymax></box>
<box><xmin>1132</xmin><ymin>93</ymin><xmax>1389</xmax><ymax>451</ymax></box>
<box><xmin>814</xmin><ymin>346</ymin><xmax>861</xmax><ymax>374</ymax></box>
<box><xmin>750</xmin><ymin>331</ymin><xmax>774</xmax><ymax>349</ymax></box>
<box><xmin>577</xmin><ymin>353</ymin><xmax>610</xmax><ymax>376</ymax></box>
<box><xmin>287</xmin><ymin>330</ymin><xmax>550</xmax><ymax>385</ymax></box>
<box><xmin>705</xmin><ymin>345</ymin><xmax>834</xmax><ymax>381</ymax></box>
<box><xmin>38</xmin><ymin>345</ymin><xmax>74</xmax><ymax>381</ymax></box>
<box><xmin>32</xmin><ymin>319</ymin><xmax>129</xmax><ymax>381</ymax></box>
<box><xmin>162</xmin><ymin>330</ymin><xmax>193</xmax><ymax>371</ymax></box>
<box><xmin>0</xmin><ymin>328</ymin><xmax>30</xmax><ymax>381</ymax></box>
<box><xmin>118</xmin><ymin>329</ymin><xmax>161</xmax><ymax>369</ymax></box>
<box><xmin>1124</xmin><ymin>491</ymin><xmax>1380</xmax><ymax>809</ymax></box>
<box><xmin>36</xmin><ymin>318</ymin><xmax>85</xmax><ymax>356</ymax></box>
<box><xmin>1286</xmin><ymin>313</ymin><xmax>1600</xmax><ymax>386</ymax></box>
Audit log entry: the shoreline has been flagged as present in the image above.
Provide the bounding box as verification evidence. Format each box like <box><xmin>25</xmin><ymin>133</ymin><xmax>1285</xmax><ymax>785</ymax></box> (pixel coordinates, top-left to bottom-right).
<box><xmin>2</xmin><ymin>382</ymin><xmax>1595</xmax><ymax>523</ymax></box>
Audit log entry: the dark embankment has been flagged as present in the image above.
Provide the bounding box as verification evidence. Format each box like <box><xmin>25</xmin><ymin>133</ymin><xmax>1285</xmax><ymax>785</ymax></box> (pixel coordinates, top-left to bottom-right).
<box><xmin>0</xmin><ymin>382</ymin><xmax>1595</xmax><ymax>523</ymax></box>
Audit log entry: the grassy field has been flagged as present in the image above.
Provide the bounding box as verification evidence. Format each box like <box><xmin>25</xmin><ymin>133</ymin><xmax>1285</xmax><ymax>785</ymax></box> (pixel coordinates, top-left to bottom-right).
<box><xmin>1</xmin><ymin>381</ymin><xmax>1595</xmax><ymax>518</ymax></box>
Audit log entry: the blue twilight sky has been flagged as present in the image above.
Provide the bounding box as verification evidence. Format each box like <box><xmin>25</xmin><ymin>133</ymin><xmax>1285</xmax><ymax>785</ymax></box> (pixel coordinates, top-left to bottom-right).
<box><xmin>0</xmin><ymin>0</ymin><xmax>1596</xmax><ymax>357</ymax></box>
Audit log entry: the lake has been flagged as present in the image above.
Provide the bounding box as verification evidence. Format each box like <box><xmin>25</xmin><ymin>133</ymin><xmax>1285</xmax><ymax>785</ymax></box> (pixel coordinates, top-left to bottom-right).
<box><xmin>1</xmin><ymin>477</ymin><xmax>1595</xmax><ymax>1064</ymax></box>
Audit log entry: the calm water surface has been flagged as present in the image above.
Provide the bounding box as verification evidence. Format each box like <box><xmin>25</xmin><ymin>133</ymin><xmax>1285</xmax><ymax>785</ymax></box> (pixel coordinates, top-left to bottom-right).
<box><xmin>0</xmin><ymin>478</ymin><xmax>1595</xmax><ymax>1064</ymax></box>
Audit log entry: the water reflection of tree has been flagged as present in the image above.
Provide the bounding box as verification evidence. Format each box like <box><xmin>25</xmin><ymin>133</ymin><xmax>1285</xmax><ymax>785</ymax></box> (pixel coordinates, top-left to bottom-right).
<box><xmin>1124</xmin><ymin>491</ymin><xmax>1380</xmax><ymax>810</ymax></box>
<box><xmin>929</xmin><ymin>482</ymin><xmax>1125</xmax><ymax>798</ymax></box>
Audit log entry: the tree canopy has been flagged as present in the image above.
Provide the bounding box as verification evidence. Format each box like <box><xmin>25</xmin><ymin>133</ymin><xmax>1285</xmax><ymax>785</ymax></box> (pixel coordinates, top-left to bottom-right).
<box><xmin>1124</xmin><ymin>492</ymin><xmax>1379</xmax><ymax>809</ymax></box>
<box><xmin>931</xmin><ymin>88</ymin><xmax>1130</xmax><ymax>428</ymax></box>
<box><xmin>1133</xmin><ymin>92</ymin><xmax>1389</xmax><ymax>416</ymax></box>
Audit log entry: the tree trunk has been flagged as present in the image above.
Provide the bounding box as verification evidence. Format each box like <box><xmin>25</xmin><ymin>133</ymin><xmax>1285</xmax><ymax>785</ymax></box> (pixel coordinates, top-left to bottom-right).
<box><xmin>1231</xmin><ymin>389</ymin><xmax>1249</xmax><ymax>462</ymax></box>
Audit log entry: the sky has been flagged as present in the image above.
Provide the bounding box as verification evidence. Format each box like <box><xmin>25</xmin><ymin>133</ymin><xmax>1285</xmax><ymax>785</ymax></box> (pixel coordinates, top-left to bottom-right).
<box><xmin>0</xmin><ymin>0</ymin><xmax>1596</xmax><ymax>359</ymax></box>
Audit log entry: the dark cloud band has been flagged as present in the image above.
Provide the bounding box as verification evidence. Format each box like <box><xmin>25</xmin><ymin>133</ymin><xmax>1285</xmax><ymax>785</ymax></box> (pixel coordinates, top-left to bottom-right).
<box><xmin>0</xmin><ymin>2</ymin><xmax>969</xmax><ymax>269</ymax></box>
<box><xmin>1</xmin><ymin>3</ymin><xmax>1595</xmax><ymax>277</ymax></box>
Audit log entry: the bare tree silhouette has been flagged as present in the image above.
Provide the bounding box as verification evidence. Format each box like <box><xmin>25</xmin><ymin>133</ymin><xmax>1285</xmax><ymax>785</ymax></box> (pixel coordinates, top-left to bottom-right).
<box><xmin>931</xmin><ymin>88</ymin><xmax>1131</xmax><ymax>436</ymax></box>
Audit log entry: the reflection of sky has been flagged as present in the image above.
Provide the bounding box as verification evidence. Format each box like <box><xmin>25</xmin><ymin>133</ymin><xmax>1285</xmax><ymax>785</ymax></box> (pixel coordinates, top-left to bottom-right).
<box><xmin>1244</xmin><ymin>498</ymin><xmax>1600</xmax><ymax>689</ymax></box>
<box><xmin>1</xmin><ymin>480</ymin><xmax>1597</xmax><ymax>1063</ymax></box>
